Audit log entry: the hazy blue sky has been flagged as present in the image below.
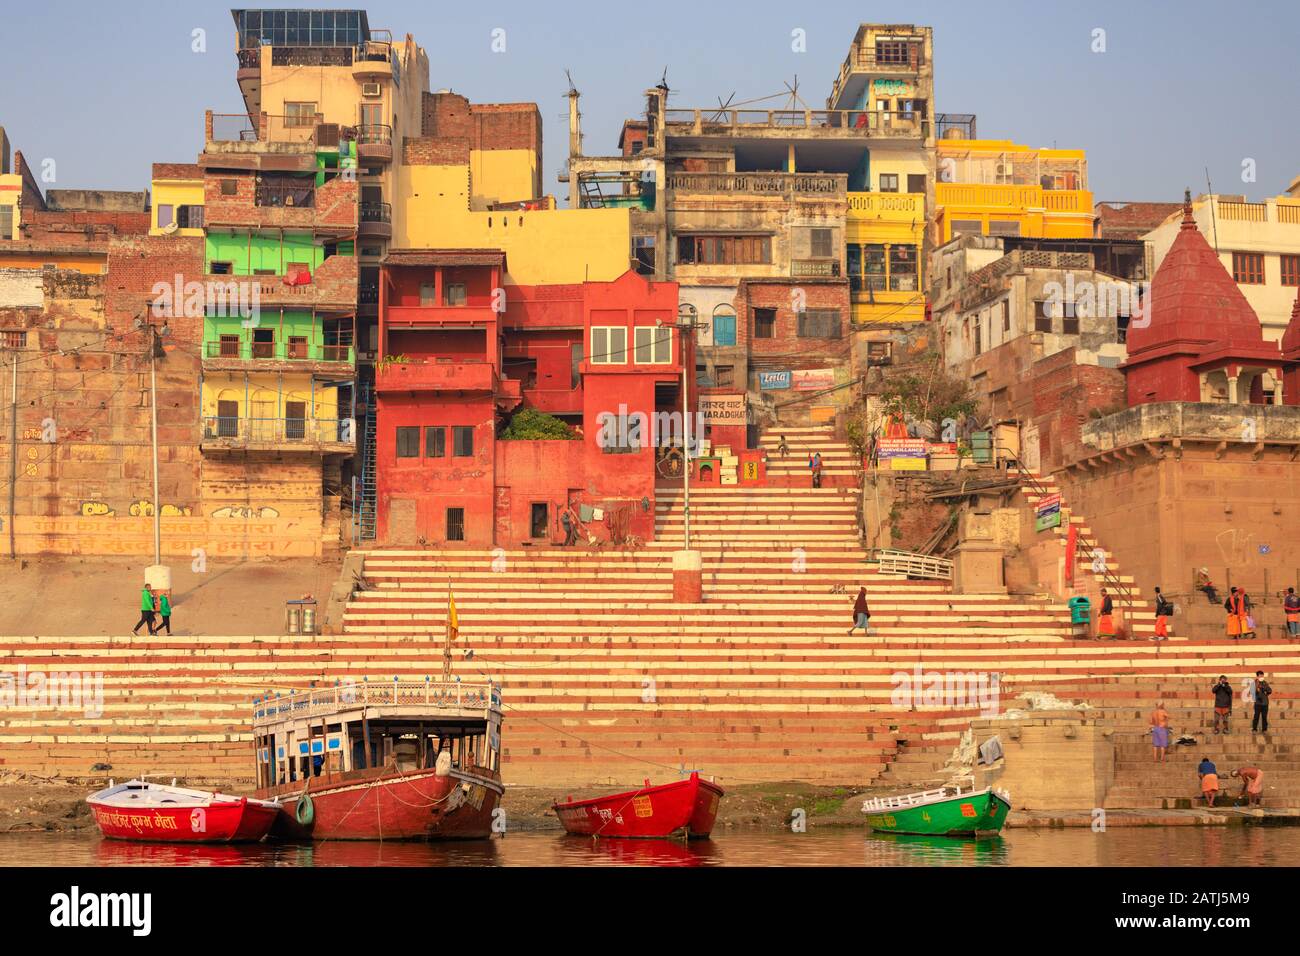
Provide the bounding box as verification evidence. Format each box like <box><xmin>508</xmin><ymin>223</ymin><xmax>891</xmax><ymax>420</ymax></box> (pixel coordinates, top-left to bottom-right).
<box><xmin>4</xmin><ymin>0</ymin><xmax>1297</xmax><ymax>203</ymax></box>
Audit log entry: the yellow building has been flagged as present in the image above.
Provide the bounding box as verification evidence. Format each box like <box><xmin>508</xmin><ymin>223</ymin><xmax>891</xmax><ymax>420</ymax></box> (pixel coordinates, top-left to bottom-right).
<box><xmin>150</xmin><ymin>163</ymin><xmax>205</xmax><ymax>236</ymax></box>
<box><xmin>847</xmin><ymin>191</ymin><xmax>927</xmax><ymax>324</ymax></box>
<box><xmin>935</xmin><ymin>139</ymin><xmax>1094</xmax><ymax>243</ymax></box>
<box><xmin>396</xmin><ymin>142</ymin><xmax>631</xmax><ymax>287</ymax></box>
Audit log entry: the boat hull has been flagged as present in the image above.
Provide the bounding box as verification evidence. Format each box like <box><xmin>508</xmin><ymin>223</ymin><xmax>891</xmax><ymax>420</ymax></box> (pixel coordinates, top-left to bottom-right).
<box><xmin>865</xmin><ymin>789</ymin><xmax>1010</xmax><ymax>838</ymax></box>
<box><xmin>89</xmin><ymin>797</ymin><xmax>279</xmax><ymax>844</ymax></box>
<box><xmin>553</xmin><ymin>773</ymin><xmax>724</xmax><ymax>839</ymax></box>
<box><xmin>264</xmin><ymin>768</ymin><xmax>502</xmax><ymax>841</ymax></box>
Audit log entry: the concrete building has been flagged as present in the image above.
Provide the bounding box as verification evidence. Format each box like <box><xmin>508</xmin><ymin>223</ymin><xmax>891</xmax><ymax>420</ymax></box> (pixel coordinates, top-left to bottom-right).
<box><xmin>1143</xmin><ymin>179</ymin><xmax>1300</xmax><ymax>340</ymax></box>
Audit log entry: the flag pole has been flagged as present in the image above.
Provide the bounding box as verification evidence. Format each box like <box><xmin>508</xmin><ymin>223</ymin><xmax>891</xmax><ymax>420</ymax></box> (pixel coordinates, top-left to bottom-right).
<box><xmin>443</xmin><ymin>576</ymin><xmax>453</xmax><ymax>681</ymax></box>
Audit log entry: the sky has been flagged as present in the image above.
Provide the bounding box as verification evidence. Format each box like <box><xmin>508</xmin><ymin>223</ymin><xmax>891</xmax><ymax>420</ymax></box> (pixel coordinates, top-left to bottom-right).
<box><xmin>3</xmin><ymin>0</ymin><xmax>1298</xmax><ymax>204</ymax></box>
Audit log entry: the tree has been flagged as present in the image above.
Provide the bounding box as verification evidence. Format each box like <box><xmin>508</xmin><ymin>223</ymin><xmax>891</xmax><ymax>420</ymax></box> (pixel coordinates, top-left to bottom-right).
<box><xmin>878</xmin><ymin>350</ymin><xmax>977</xmax><ymax>435</ymax></box>
<box><xmin>499</xmin><ymin>408</ymin><xmax>578</xmax><ymax>440</ymax></box>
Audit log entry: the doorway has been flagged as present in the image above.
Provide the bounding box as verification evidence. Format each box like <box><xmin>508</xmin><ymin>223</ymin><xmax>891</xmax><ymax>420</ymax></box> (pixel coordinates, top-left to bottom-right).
<box><xmin>530</xmin><ymin>502</ymin><xmax>549</xmax><ymax>539</ymax></box>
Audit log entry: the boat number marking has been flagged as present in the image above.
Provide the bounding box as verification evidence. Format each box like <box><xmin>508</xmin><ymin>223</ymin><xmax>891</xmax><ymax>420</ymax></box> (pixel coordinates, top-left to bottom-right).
<box><xmin>960</xmin><ymin>803</ymin><xmax>977</xmax><ymax>818</ymax></box>
<box><xmin>633</xmin><ymin>796</ymin><xmax>654</xmax><ymax>818</ymax></box>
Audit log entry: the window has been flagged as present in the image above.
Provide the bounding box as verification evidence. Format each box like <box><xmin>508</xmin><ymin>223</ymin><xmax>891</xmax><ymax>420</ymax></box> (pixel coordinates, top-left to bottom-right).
<box><xmin>1001</xmin><ymin>300</ymin><xmax>1011</xmax><ymax>334</ymax></box>
<box><xmin>602</xmin><ymin>414</ymin><xmax>640</xmax><ymax>454</ymax></box>
<box><xmin>907</xmin><ymin>174</ymin><xmax>927</xmax><ymax>195</ymax></box>
<box><xmin>220</xmin><ymin>179</ymin><xmax>238</xmax><ymax>196</ymax></box>
<box><xmin>177</xmin><ymin>205</ymin><xmax>203</xmax><ymax>229</ymax></box>
<box><xmin>847</xmin><ymin>243</ymin><xmax>887</xmax><ymax>293</ymax></box>
<box><xmin>810</xmin><ymin>228</ymin><xmax>833</xmax><ymax>259</ymax></box>
<box><xmin>0</xmin><ymin>206</ymin><xmax>12</xmax><ymax>240</ymax></box>
<box><xmin>888</xmin><ymin>245</ymin><xmax>918</xmax><ymax>291</ymax></box>
<box><xmin>715</xmin><ymin>365</ymin><xmax>735</xmax><ymax>387</ymax></box>
<box><xmin>1281</xmin><ymin>255</ymin><xmax>1300</xmax><ymax>287</ymax></box>
<box><xmin>420</xmin><ymin>283</ymin><xmax>437</xmax><ymax>306</ymax></box>
<box><xmin>676</xmin><ymin>234</ymin><xmax>772</xmax><ymax>265</ymax></box>
<box><xmin>1116</xmin><ymin>312</ymin><xmax>1131</xmax><ymax>345</ymax></box>
<box><xmin>633</xmin><ymin>326</ymin><xmax>672</xmax><ymax>364</ymax></box>
<box><xmin>867</xmin><ymin>341</ymin><xmax>893</xmax><ymax>366</ymax></box>
<box><xmin>590</xmin><ymin>326</ymin><xmax>628</xmax><ymax>364</ymax></box>
<box><xmin>1232</xmin><ymin>252</ymin><xmax>1264</xmax><ymax>284</ymax></box>
<box><xmin>950</xmin><ymin>219</ymin><xmax>982</xmax><ymax>236</ymax></box>
<box><xmin>446</xmin><ymin>508</ymin><xmax>465</xmax><ymax>542</ymax></box>
<box><xmin>252</xmin><ymin>328</ymin><xmax>275</xmax><ymax>358</ymax></box>
<box><xmin>1</xmin><ymin>330</ymin><xmax>27</xmax><ymax>349</ymax></box>
<box><xmin>1033</xmin><ymin>300</ymin><xmax>1053</xmax><ymax>333</ymax></box>
<box><xmin>218</xmin><ymin>334</ymin><xmax>240</xmax><ymax>357</ymax></box>
<box><xmin>712</xmin><ymin>306</ymin><xmax>737</xmax><ymax>346</ymax></box>
<box><xmin>287</xmin><ymin>335</ymin><xmax>308</xmax><ymax>359</ymax></box>
<box><xmin>452</xmin><ymin>426</ymin><xmax>474</xmax><ymax>457</ymax></box>
<box><xmin>1062</xmin><ymin>315</ymin><xmax>1079</xmax><ymax>335</ymax></box>
<box><xmin>396</xmin><ymin>426</ymin><xmax>420</xmax><ymax>458</ymax></box>
<box><xmin>285</xmin><ymin>102</ymin><xmax>318</xmax><ymax>127</ymax></box>
<box><xmin>210</xmin><ymin>261</ymin><xmax>233</xmax><ymax>275</ymax></box>
<box><xmin>879</xmin><ymin>173</ymin><xmax>899</xmax><ymax>193</ymax></box>
<box><xmin>633</xmin><ymin>236</ymin><xmax>656</xmax><ymax>276</ymax></box>
<box><xmin>797</xmin><ymin>309</ymin><xmax>841</xmax><ymax>339</ymax></box>
<box><xmin>754</xmin><ymin>307</ymin><xmax>776</xmax><ymax>339</ymax></box>
<box><xmin>987</xmin><ymin>220</ymin><xmax>1022</xmax><ymax>237</ymax></box>
<box><xmin>973</xmin><ymin>317</ymin><xmax>982</xmax><ymax>355</ymax></box>
<box><xmin>424</xmin><ymin>426</ymin><xmax>445</xmax><ymax>458</ymax></box>
<box><xmin>444</xmin><ymin>283</ymin><xmax>466</xmax><ymax>306</ymax></box>
<box><xmin>157</xmin><ymin>205</ymin><xmax>174</xmax><ymax>229</ymax></box>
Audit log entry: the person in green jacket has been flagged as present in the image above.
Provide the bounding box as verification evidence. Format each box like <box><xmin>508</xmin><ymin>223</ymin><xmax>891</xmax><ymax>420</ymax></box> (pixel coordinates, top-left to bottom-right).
<box><xmin>155</xmin><ymin>591</ymin><xmax>172</xmax><ymax>636</ymax></box>
<box><xmin>132</xmin><ymin>584</ymin><xmax>156</xmax><ymax>636</ymax></box>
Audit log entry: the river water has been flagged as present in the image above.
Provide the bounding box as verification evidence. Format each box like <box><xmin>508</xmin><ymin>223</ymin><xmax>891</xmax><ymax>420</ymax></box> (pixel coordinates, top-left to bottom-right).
<box><xmin>2</xmin><ymin>826</ymin><xmax>1297</xmax><ymax>866</ymax></box>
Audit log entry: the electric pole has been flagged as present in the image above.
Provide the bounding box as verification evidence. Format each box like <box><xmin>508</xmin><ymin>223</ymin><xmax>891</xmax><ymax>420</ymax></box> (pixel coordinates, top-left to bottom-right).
<box><xmin>7</xmin><ymin>347</ymin><xmax>16</xmax><ymax>560</ymax></box>
<box><xmin>672</xmin><ymin>313</ymin><xmax>705</xmax><ymax>550</ymax></box>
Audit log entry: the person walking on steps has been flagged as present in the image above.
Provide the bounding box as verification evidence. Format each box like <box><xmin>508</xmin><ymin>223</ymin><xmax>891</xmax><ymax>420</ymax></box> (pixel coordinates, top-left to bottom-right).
<box><xmin>811</xmin><ymin>451</ymin><xmax>824</xmax><ymax>489</ymax></box>
<box><xmin>1097</xmin><ymin>589</ymin><xmax>1116</xmax><ymax>640</ymax></box>
<box><xmin>848</xmin><ymin>587</ymin><xmax>871</xmax><ymax>635</ymax></box>
<box><xmin>132</xmin><ymin>583</ymin><xmax>156</xmax><ymax>636</ymax></box>
<box><xmin>1211</xmin><ymin>674</ymin><xmax>1234</xmax><ymax>735</ymax></box>
<box><xmin>777</xmin><ymin>434</ymin><xmax>789</xmax><ymax>458</ymax></box>
<box><xmin>1152</xmin><ymin>587</ymin><xmax>1173</xmax><ymax>641</ymax></box>
<box><xmin>1286</xmin><ymin>587</ymin><xmax>1300</xmax><ymax>638</ymax></box>
<box><xmin>1251</xmin><ymin>671</ymin><xmax>1272</xmax><ymax>733</ymax></box>
<box><xmin>155</xmin><ymin>590</ymin><xmax>172</xmax><ymax>636</ymax></box>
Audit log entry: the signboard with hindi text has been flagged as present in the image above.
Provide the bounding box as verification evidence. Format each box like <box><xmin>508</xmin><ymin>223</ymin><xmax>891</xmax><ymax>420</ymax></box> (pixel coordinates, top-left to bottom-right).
<box><xmin>1035</xmin><ymin>492</ymin><xmax>1062</xmax><ymax>532</ymax></box>
<box><xmin>699</xmin><ymin>394</ymin><xmax>746</xmax><ymax>425</ymax></box>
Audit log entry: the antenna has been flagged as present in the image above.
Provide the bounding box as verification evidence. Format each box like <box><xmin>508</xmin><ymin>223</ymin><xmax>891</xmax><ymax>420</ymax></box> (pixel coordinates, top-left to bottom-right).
<box><xmin>1204</xmin><ymin>167</ymin><xmax>1219</xmax><ymax>253</ymax></box>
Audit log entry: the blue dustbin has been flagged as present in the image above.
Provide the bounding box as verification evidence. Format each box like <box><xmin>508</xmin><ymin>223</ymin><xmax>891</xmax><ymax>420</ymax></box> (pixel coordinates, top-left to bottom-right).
<box><xmin>1068</xmin><ymin>596</ymin><xmax>1091</xmax><ymax>625</ymax></box>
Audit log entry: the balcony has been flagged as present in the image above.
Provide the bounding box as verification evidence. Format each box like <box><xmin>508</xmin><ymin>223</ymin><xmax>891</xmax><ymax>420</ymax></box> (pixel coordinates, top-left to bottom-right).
<box><xmin>204</xmin><ymin>172</ymin><xmax>358</xmax><ymax>232</ymax></box>
<box><xmin>201</xmin><ymin>257</ymin><xmax>357</xmax><ymax>311</ymax></box>
<box><xmin>791</xmin><ymin>259</ymin><xmax>842</xmax><ymax>278</ymax></box>
<box><xmin>356</xmin><ymin>124</ymin><xmax>393</xmax><ymax>164</ymax></box>
<box><xmin>352</xmin><ymin>36</ymin><xmax>394</xmax><ymax>80</ymax></box>
<box><xmin>663</xmin><ymin>108</ymin><xmax>929</xmax><ymax>141</ymax></box>
<box><xmin>848</xmin><ymin>192</ymin><xmax>925</xmax><ymax>221</ymax></box>
<box><xmin>201</xmin><ymin>416</ymin><xmax>355</xmax><ymax>454</ymax></box>
<box><xmin>203</xmin><ymin>339</ymin><xmax>354</xmax><ymax>367</ymax></box>
<box><xmin>666</xmin><ymin>171</ymin><xmax>846</xmax><ymax>200</ymax></box>
<box><xmin>828</xmin><ymin>39</ymin><xmax>928</xmax><ymax>110</ymax></box>
<box><xmin>358</xmin><ymin>200</ymin><xmax>392</xmax><ymax>239</ymax></box>
<box><xmin>936</xmin><ymin>182</ymin><xmax>1093</xmax><ymax>214</ymax></box>
<box><xmin>384</xmin><ymin>303</ymin><xmax>497</xmax><ymax>328</ymax></box>
<box><xmin>375</xmin><ymin>359</ymin><xmax>498</xmax><ymax>394</ymax></box>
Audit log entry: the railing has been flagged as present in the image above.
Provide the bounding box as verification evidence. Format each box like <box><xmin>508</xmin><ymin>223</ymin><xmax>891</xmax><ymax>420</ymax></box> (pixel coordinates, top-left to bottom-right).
<box><xmin>201</xmin><ymin>416</ymin><xmax>355</xmax><ymax>446</ymax></box>
<box><xmin>210</xmin><ymin>113</ymin><xmax>258</xmax><ymax>143</ymax></box>
<box><xmin>862</xmin><ymin>786</ymin><xmax>964</xmax><ymax>812</ymax></box>
<box><xmin>847</xmin><ymin>192</ymin><xmax>925</xmax><ymax>217</ymax></box>
<box><xmin>791</xmin><ymin>258</ymin><xmax>841</xmax><ymax>278</ymax></box>
<box><xmin>663</xmin><ymin>108</ymin><xmax>929</xmax><ymax>138</ymax></box>
<box><xmin>936</xmin><ymin>182</ymin><xmax>1092</xmax><ymax>213</ymax></box>
<box><xmin>850</xmin><ymin>274</ymin><xmax>918</xmax><ymax>293</ymax></box>
<box><xmin>848</xmin><ymin>46</ymin><xmax>926</xmax><ymax>70</ymax></box>
<box><xmin>1278</xmin><ymin>204</ymin><xmax>1300</xmax><ymax>225</ymax></box>
<box><xmin>872</xmin><ymin>548</ymin><xmax>954</xmax><ymax>580</ymax></box>
<box><xmin>204</xmin><ymin>340</ymin><xmax>353</xmax><ymax>363</ymax></box>
<box><xmin>375</xmin><ymin>358</ymin><xmax>497</xmax><ymax>392</ymax></box>
<box><xmin>255</xmin><ymin>183</ymin><xmax>315</xmax><ymax>208</ymax></box>
<box><xmin>359</xmin><ymin>201</ymin><xmax>391</xmax><ymax>223</ymax></box>
<box><xmin>356</xmin><ymin>124</ymin><xmax>392</xmax><ymax>146</ymax></box>
<box><xmin>358</xmin><ymin>282</ymin><xmax>380</xmax><ymax>305</ymax></box>
<box><xmin>665</xmin><ymin>171</ymin><xmax>846</xmax><ymax>196</ymax></box>
<box><xmin>236</xmin><ymin>47</ymin><xmax>260</xmax><ymax>69</ymax></box>
<box><xmin>1216</xmin><ymin>200</ymin><xmax>1267</xmax><ymax>223</ymax></box>
<box><xmin>253</xmin><ymin>680</ymin><xmax>501</xmax><ymax>728</ymax></box>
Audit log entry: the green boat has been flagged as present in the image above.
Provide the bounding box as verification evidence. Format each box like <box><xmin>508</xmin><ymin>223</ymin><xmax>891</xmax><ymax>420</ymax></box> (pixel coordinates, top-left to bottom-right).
<box><xmin>862</xmin><ymin>786</ymin><xmax>1011</xmax><ymax>838</ymax></box>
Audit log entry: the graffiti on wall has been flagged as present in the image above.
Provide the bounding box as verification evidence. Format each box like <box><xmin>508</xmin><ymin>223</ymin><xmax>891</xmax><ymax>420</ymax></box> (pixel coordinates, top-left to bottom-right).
<box><xmin>210</xmin><ymin>506</ymin><xmax>281</xmax><ymax>519</ymax></box>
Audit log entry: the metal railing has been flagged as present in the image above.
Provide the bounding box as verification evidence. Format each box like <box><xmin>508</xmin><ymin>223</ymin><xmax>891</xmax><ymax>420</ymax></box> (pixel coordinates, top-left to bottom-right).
<box><xmin>872</xmin><ymin>548</ymin><xmax>954</xmax><ymax>580</ymax></box>
<box><xmin>665</xmin><ymin>171</ymin><xmax>845</xmax><ymax>196</ymax></box>
<box><xmin>664</xmin><ymin>108</ymin><xmax>929</xmax><ymax>137</ymax></box>
<box><xmin>356</xmin><ymin>124</ymin><xmax>392</xmax><ymax>146</ymax></box>
<box><xmin>255</xmin><ymin>183</ymin><xmax>315</xmax><ymax>208</ymax></box>
<box><xmin>236</xmin><ymin>47</ymin><xmax>261</xmax><ymax>69</ymax></box>
<box><xmin>359</xmin><ymin>201</ymin><xmax>391</xmax><ymax>222</ymax></box>
<box><xmin>936</xmin><ymin>113</ymin><xmax>977</xmax><ymax>139</ymax></box>
<box><xmin>791</xmin><ymin>258</ymin><xmax>841</xmax><ymax>278</ymax></box>
<box><xmin>204</xmin><ymin>340</ymin><xmax>352</xmax><ymax>362</ymax></box>
<box><xmin>201</xmin><ymin>416</ymin><xmax>354</xmax><ymax>445</ymax></box>
<box><xmin>253</xmin><ymin>680</ymin><xmax>501</xmax><ymax>728</ymax></box>
<box><xmin>210</xmin><ymin>113</ymin><xmax>258</xmax><ymax>143</ymax></box>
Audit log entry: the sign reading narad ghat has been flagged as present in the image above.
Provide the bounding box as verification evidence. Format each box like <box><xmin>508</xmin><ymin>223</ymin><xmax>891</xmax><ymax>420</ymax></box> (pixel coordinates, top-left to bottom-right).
<box><xmin>699</xmin><ymin>394</ymin><xmax>746</xmax><ymax>425</ymax></box>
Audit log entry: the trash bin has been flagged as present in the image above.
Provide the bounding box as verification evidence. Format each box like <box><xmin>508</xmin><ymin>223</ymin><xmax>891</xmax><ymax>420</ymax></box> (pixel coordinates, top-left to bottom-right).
<box><xmin>1068</xmin><ymin>596</ymin><xmax>1091</xmax><ymax>625</ymax></box>
<box><xmin>286</xmin><ymin>598</ymin><xmax>317</xmax><ymax>636</ymax></box>
<box><xmin>285</xmin><ymin>605</ymin><xmax>301</xmax><ymax>635</ymax></box>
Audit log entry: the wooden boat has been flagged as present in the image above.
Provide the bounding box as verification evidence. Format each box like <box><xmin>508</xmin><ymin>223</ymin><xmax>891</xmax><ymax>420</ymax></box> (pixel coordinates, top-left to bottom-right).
<box><xmin>252</xmin><ymin>679</ymin><xmax>504</xmax><ymax>841</ymax></box>
<box><xmin>87</xmin><ymin>780</ymin><xmax>280</xmax><ymax>843</ymax></box>
<box><xmin>553</xmin><ymin>772</ymin><xmax>724</xmax><ymax>839</ymax></box>
<box><xmin>861</xmin><ymin>785</ymin><xmax>1011</xmax><ymax>838</ymax></box>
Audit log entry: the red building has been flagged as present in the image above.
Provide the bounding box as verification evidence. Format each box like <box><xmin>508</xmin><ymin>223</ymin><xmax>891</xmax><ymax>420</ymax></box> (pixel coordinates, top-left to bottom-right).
<box><xmin>375</xmin><ymin>261</ymin><xmax>689</xmax><ymax>546</ymax></box>
<box><xmin>1124</xmin><ymin>194</ymin><xmax>1283</xmax><ymax>406</ymax></box>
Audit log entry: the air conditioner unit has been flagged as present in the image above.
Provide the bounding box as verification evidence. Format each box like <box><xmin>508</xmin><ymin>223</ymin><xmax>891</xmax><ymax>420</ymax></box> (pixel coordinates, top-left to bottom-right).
<box><xmin>362</xmin><ymin>82</ymin><xmax>383</xmax><ymax>98</ymax></box>
<box><xmin>995</xmin><ymin>162</ymin><xmax>1013</xmax><ymax>182</ymax></box>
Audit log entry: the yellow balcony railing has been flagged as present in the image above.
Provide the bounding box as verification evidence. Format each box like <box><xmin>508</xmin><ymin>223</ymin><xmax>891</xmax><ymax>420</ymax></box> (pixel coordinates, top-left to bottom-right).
<box><xmin>936</xmin><ymin>182</ymin><xmax>1092</xmax><ymax>214</ymax></box>
<box><xmin>847</xmin><ymin>192</ymin><xmax>925</xmax><ymax>221</ymax></box>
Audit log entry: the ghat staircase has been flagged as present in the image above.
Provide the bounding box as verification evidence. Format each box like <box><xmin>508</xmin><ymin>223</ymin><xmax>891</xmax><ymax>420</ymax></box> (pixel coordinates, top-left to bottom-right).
<box><xmin>3</xmin><ymin>441</ymin><xmax>1298</xmax><ymax>802</ymax></box>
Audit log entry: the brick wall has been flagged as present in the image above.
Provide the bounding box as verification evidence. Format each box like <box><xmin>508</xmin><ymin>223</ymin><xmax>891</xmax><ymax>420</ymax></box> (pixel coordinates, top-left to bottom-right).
<box><xmin>401</xmin><ymin>137</ymin><xmax>470</xmax><ymax>167</ymax></box>
<box><xmin>737</xmin><ymin>279</ymin><xmax>851</xmax><ymax>367</ymax></box>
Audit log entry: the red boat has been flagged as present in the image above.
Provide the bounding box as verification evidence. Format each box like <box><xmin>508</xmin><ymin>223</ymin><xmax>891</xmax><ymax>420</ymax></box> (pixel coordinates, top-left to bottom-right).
<box><xmin>553</xmin><ymin>772</ymin><xmax>724</xmax><ymax>839</ymax></box>
<box><xmin>86</xmin><ymin>780</ymin><xmax>280</xmax><ymax>844</ymax></box>
<box><xmin>252</xmin><ymin>679</ymin><xmax>504</xmax><ymax>841</ymax></box>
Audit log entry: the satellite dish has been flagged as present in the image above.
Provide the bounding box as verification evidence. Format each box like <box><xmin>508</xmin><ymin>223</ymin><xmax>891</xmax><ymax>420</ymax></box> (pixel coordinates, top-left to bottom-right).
<box><xmin>161</xmin><ymin>221</ymin><xmax>180</xmax><ymax>235</ymax></box>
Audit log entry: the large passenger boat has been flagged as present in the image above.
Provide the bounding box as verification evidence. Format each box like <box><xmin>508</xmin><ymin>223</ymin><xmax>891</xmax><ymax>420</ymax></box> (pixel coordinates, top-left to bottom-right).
<box><xmin>252</xmin><ymin>679</ymin><xmax>504</xmax><ymax>841</ymax></box>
